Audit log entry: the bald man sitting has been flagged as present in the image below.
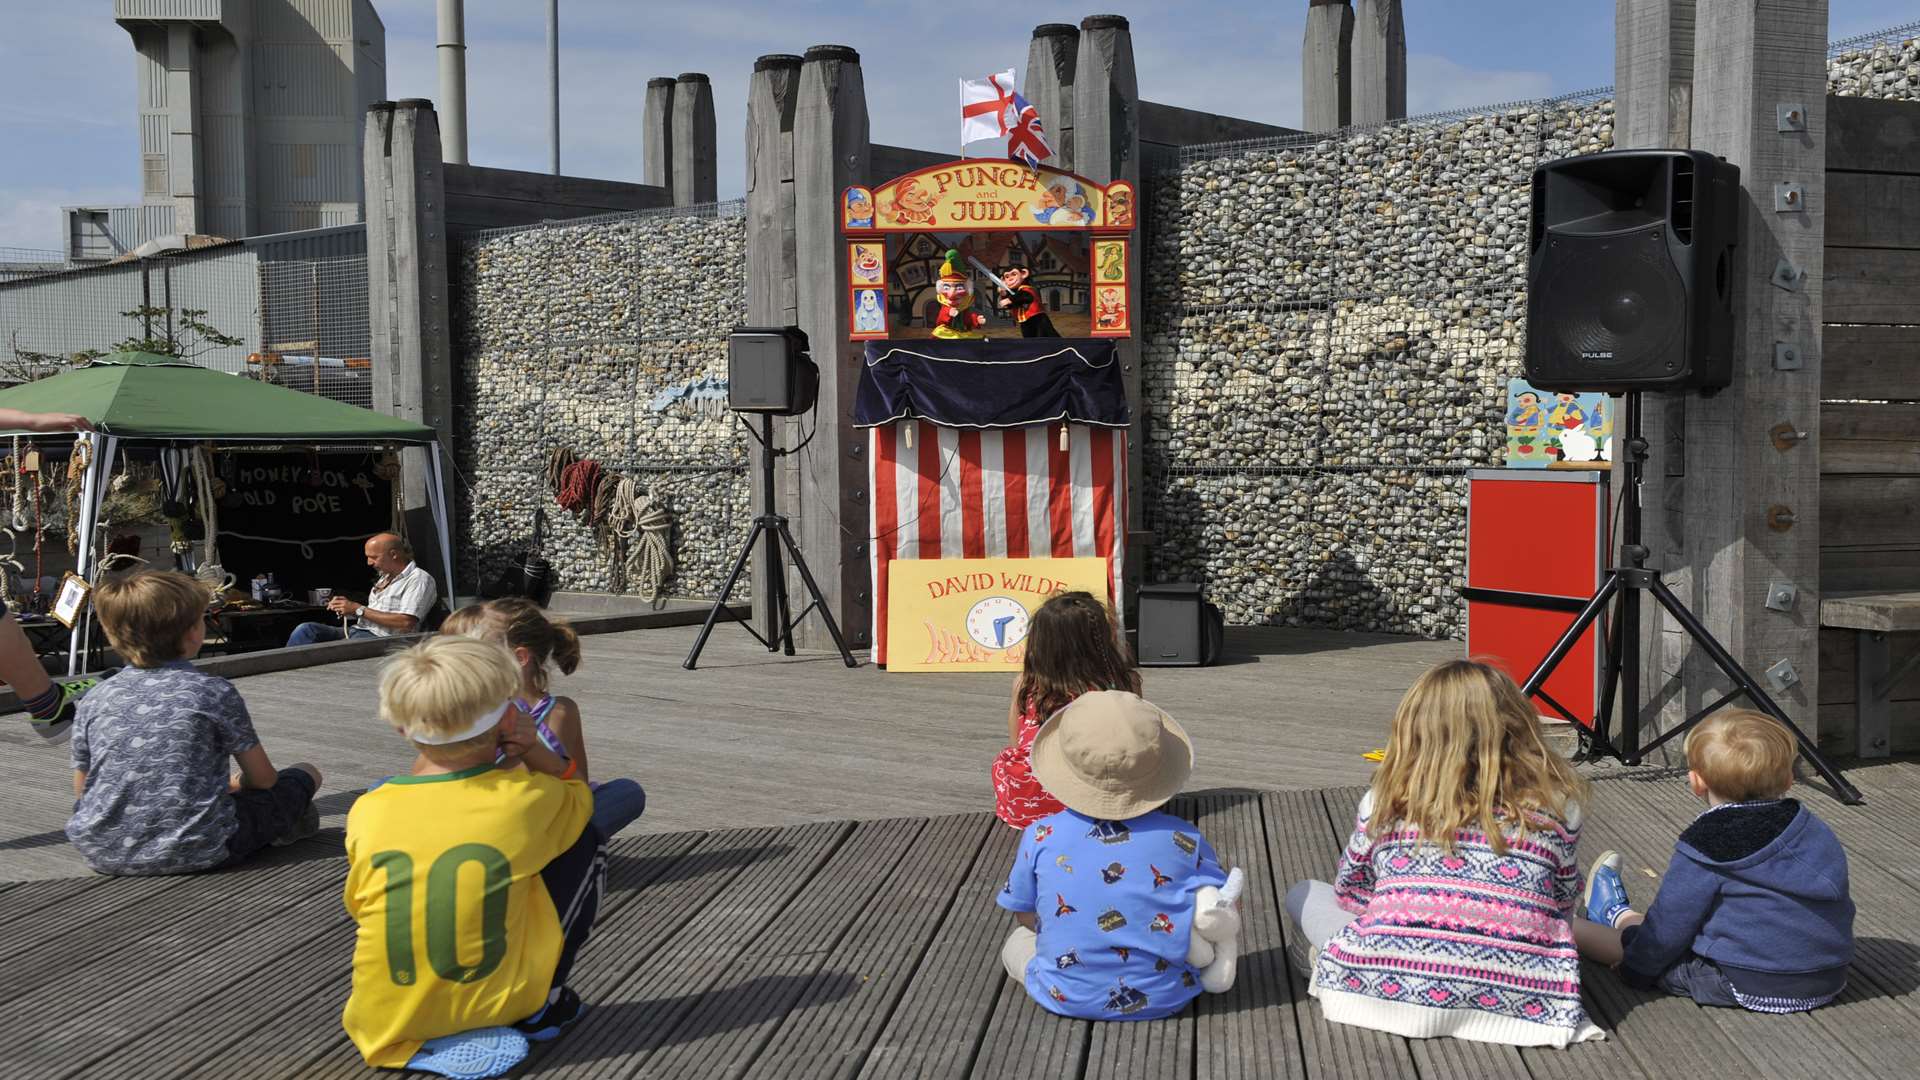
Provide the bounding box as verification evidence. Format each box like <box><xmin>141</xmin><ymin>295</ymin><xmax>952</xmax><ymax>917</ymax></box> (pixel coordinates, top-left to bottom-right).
<box><xmin>286</xmin><ymin>533</ymin><xmax>438</xmax><ymax>648</ymax></box>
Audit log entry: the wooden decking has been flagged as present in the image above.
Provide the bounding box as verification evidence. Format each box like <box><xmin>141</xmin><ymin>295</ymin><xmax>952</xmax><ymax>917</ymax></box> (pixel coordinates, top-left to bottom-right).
<box><xmin>3</xmin><ymin>761</ymin><xmax>1918</xmax><ymax>1079</ymax></box>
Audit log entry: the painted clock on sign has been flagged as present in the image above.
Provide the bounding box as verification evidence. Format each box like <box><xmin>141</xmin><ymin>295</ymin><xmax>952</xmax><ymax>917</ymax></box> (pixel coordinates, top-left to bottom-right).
<box><xmin>965</xmin><ymin>596</ymin><xmax>1030</xmax><ymax>651</ymax></box>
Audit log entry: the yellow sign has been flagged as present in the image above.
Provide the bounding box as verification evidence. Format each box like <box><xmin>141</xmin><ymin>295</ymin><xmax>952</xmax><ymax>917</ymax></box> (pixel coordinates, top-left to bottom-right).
<box><xmin>861</xmin><ymin>162</ymin><xmax>1126</xmax><ymax>232</ymax></box>
<box><xmin>886</xmin><ymin>557</ymin><xmax>1112</xmax><ymax>672</ymax></box>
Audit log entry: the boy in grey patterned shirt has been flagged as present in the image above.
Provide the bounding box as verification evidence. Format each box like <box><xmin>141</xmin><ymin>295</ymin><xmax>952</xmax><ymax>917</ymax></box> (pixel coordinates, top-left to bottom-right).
<box><xmin>67</xmin><ymin>570</ymin><xmax>324</xmax><ymax>875</ymax></box>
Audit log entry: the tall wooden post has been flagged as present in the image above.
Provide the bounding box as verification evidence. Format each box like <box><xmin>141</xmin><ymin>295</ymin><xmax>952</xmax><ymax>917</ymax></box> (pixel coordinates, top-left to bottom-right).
<box><xmin>1613</xmin><ymin>0</ymin><xmax>1695</xmax><ymax>750</ymax></box>
<box><xmin>1074</xmin><ymin>15</ymin><xmax>1145</xmax><ymax>605</ymax></box>
<box><xmin>745</xmin><ymin>54</ymin><xmax>804</xmax><ymax>634</ymax></box>
<box><xmin>791</xmin><ymin>45</ymin><xmax>872</xmax><ymax>651</ymax></box>
<box><xmin>671</xmin><ymin>73</ymin><xmax>718</xmax><ymax>206</ymax></box>
<box><xmin>1302</xmin><ymin>0</ymin><xmax>1354</xmax><ymax>132</ymax></box>
<box><xmin>365</xmin><ymin>99</ymin><xmax>454</xmax><ymax>587</ymax></box>
<box><xmin>1679</xmin><ymin>0</ymin><xmax>1826</xmax><ymax>743</ymax></box>
<box><xmin>1351</xmin><ymin>0</ymin><xmax>1406</xmax><ymax>126</ymax></box>
<box><xmin>1026</xmin><ymin>24</ymin><xmax>1079</xmax><ymax>171</ymax></box>
<box><xmin>643</xmin><ymin>77</ymin><xmax>675</xmax><ymax>191</ymax></box>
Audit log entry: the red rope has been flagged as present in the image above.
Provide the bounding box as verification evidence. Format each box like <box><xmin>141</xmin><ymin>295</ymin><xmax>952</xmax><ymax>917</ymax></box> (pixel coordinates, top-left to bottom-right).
<box><xmin>557</xmin><ymin>460</ymin><xmax>603</xmax><ymax>515</ymax></box>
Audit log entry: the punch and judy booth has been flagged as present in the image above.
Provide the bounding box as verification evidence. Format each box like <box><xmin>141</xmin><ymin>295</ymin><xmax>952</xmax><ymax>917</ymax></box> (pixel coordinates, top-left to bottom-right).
<box><xmin>844</xmin><ymin>160</ymin><xmax>1137</xmax><ymax>670</ymax></box>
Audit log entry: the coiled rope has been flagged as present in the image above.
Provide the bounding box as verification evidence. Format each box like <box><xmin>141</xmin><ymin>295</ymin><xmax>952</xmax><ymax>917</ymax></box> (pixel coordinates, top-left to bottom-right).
<box><xmin>604</xmin><ymin>476</ymin><xmax>674</xmax><ymax>602</ymax></box>
<box><xmin>557</xmin><ymin>459</ymin><xmax>603</xmax><ymax>516</ymax></box>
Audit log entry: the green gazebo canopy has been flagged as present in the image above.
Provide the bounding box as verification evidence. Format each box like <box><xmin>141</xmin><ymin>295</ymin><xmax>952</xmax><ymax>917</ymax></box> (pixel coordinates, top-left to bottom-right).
<box><xmin>0</xmin><ymin>351</ymin><xmax>436</xmax><ymax>443</ymax></box>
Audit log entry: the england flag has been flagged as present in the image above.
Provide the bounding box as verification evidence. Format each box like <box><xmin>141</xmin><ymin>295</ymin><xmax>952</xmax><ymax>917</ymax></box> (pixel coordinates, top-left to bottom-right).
<box><xmin>960</xmin><ymin>70</ymin><xmax>1018</xmax><ymax>145</ymax></box>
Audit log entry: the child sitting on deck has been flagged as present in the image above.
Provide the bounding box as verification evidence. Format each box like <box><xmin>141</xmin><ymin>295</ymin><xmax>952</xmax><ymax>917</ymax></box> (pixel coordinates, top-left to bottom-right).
<box><xmin>991</xmin><ymin>591</ymin><xmax>1142</xmax><ymax>829</ymax></box>
<box><xmin>996</xmin><ymin>690</ymin><xmax>1243</xmax><ymax>1020</ymax></box>
<box><xmin>67</xmin><ymin>569</ymin><xmax>321</xmax><ymax>875</ymax></box>
<box><xmin>441</xmin><ymin>598</ymin><xmax>647</xmax><ymax>838</ymax></box>
<box><xmin>1284</xmin><ymin>659</ymin><xmax>1601</xmax><ymax>1047</ymax></box>
<box><xmin>343</xmin><ymin>636</ymin><xmax>604</xmax><ymax>1080</ymax></box>
<box><xmin>1574</xmin><ymin>709</ymin><xmax>1854</xmax><ymax>1012</ymax></box>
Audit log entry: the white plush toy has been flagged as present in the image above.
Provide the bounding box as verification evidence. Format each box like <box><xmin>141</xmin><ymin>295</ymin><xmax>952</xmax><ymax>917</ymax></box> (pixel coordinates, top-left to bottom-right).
<box><xmin>1186</xmin><ymin>867</ymin><xmax>1245</xmax><ymax>993</ymax></box>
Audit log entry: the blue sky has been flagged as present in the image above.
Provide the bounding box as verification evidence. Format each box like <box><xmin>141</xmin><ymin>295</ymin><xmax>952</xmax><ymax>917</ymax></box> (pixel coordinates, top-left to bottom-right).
<box><xmin>4</xmin><ymin>2</ymin><xmax>1916</xmax><ymax>252</ymax></box>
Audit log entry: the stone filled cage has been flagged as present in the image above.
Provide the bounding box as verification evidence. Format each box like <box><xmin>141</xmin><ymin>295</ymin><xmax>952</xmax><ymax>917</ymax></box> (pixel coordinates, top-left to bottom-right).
<box><xmin>449</xmin><ymin>200</ymin><xmax>752</xmax><ymax>601</ymax></box>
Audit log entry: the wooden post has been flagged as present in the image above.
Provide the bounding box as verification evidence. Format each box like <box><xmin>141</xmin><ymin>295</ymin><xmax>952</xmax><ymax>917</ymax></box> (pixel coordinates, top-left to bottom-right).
<box><xmin>643</xmin><ymin>77</ymin><xmax>675</xmax><ymax>191</ymax></box>
<box><xmin>364</xmin><ymin>100</ymin><xmax>453</xmax><ymax>588</ymax></box>
<box><xmin>1073</xmin><ymin>15</ymin><xmax>1145</xmax><ymax>609</ymax></box>
<box><xmin>1302</xmin><ymin>0</ymin><xmax>1353</xmax><ymax>132</ymax></box>
<box><xmin>1679</xmin><ymin>0</ymin><xmax>1826</xmax><ymax>744</ymax></box>
<box><xmin>1613</xmin><ymin>0</ymin><xmax>1695</xmax><ymax>752</ymax></box>
<box><xmin>671</xmin><ymin>73</ymin><xmax>718</xmax><ymax>206</ymax></box>
<box><xmin>745</xmin><ymin>54</ymin><xmax>803</xmax><ymax>637</ymax></box>
<box><xmin>791</xmin><ymin>45</ymin><xmax>871</xmax><ymax>651</ymax></box>
<box><xmin>1026</xmin><ymin>24</ymin><xmax>1079</xmax><ymax>172</ymax></box>
<box><xmin>1350</xmin><ymin>0</ymin><xmax>1406</xmax><ymax>126</ymax></box>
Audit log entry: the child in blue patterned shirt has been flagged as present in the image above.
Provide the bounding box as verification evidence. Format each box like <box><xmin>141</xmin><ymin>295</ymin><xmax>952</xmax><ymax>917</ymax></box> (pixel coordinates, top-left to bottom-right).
<box><xmin>67</xmin><ymin>570</ymin><xmax>322</xmax><ymax>875</ymax></box>
<box><xmin>996</xmin><ymin>690</ymin><xmax>1240</xmax><ymax>1020</ymax></box>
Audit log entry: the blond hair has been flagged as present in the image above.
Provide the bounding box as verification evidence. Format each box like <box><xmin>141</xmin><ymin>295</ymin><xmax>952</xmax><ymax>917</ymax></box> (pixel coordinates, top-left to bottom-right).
<box><xmin>92</xmin><ymin>569</ymin><xmax>207</xmax><ymax>667</ymax></box>
<box><xmin>1686</xmin><ymin>709</ymin><xmax>1794</xmax><ymax>801</ymax></box>
<box><xmin>1369</xmin><ymin>659</ymin><xmax>1587</xmax><ymax>853</ymax></box>
<box><xmin>378</xmin><ymin>635</ymin><xmax>520</xmax><ymax>753</ymax></box>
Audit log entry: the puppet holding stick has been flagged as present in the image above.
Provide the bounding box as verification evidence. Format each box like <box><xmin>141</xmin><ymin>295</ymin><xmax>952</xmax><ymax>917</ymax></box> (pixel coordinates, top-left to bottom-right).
<box><xmin>992</xmin><ymin>264</ymin><xmax>1059</xmax><ymax>338</ymax></box>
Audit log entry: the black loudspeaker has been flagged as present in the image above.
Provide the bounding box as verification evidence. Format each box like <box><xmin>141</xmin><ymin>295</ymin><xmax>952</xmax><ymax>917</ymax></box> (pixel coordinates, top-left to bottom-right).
<box><xmin>1137</xmin><ymin>584</ymin><xmax>1226</xmax><ymax>667</ymax></box>
<box><xmin>1525</xmin><ymin>150</ymin><xmax>1740</xmax><ymax>393</ymax></box>
<box><xmin>728</xmin><ymin>326</ymin><xmax>819</xmax><ymax>415</ymax></box>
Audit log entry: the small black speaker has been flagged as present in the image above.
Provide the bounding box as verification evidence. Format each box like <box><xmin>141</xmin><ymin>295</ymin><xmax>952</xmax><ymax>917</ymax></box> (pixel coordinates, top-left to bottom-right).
<box><xmin>728</xmin><ymin>326</ymin><xmax>819</xmax><ymax>415</ymax></box>
<box><xmin>1525</xmin><ymin>150</ymin><xmax>1740</xmax><ymax>393</ymax></box>
<box><xmin>1137</xmin><ymin>584</ymin><xmax>1225</xmax><ymax>667</ymax></box>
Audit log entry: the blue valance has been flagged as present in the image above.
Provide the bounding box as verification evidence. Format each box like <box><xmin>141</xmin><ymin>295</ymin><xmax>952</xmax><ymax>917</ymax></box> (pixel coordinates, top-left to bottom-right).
<box><xmin>853</xmin><ymin>339</ymin><xmax>1131</xmax><ymax>429</ymax></box>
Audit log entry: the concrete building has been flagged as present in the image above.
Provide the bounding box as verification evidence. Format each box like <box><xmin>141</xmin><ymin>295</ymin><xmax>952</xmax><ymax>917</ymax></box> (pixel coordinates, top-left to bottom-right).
<box><xmin>66</xmin><ymin>1</ymin><xmax>387</xmax><ymax>262</ymax></box>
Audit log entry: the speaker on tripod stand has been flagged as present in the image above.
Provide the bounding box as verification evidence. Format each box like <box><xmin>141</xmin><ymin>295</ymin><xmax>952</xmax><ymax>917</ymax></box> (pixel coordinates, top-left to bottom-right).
<box><xmin>1519</xmin><ymin>150</ymin><xmax>1861</xmax><ymax>803</ymax></box>
<box><xmin>682</xmin><ymin>327</ymin><xmax>858</xmax><ymax>671</ymax></box>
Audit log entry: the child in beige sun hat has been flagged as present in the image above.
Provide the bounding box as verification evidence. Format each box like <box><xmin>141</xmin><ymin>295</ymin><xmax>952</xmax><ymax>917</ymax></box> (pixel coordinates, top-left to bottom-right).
<box><xmin>995</xmin><ymin>690</ymin><xmax>1246</xmax><ymax>1020</ymax></box>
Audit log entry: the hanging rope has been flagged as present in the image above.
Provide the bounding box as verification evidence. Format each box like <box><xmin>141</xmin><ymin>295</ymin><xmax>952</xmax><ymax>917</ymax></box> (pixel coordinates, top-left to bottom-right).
<box><xmin>8</xmin><ymin>437</ymin><xmax>24</xmax><ymax>532</ymax></box>
<box><xmin>64</xmin><ymin>440</ymin><xmax>91</xmax><ymax>556</ymax></box>
<box><xmin>546</xmin><ymin>447</ymin><xmax>578</xmax><ymax>497</ymax></box>
<box><xmin>556</xmin><ymin>459</ymin><xmax>602</xmax><ymax>516</ymax></box>
<box><xmin>605</xmin><ymin>476</ymin><xmax>675</xmax><ymax>603</ymax></box>
<box><xmin>190</xmin><ymin>444</ymin><xmax>233</xmax><ymax>597</ymax></box>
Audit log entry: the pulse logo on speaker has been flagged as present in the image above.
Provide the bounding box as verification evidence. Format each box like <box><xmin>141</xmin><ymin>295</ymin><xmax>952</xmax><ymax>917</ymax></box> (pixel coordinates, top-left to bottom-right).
<box><xmin>1580</xmin><ymin>351</ymin><xmax>1616</xmax><ymax>359</ymax></box>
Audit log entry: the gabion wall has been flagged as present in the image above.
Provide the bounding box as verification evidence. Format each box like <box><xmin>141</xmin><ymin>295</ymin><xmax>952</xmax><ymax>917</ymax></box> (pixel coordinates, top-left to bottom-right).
<box><xmin>451</xmin><ymin>205</ymin><xmax>749</xmax><ymax>599</ymax></box>
<box><xmin>1141</xmin><ymin>31</ymin><xmax>1920</xmax><ymax>639</ymax></box>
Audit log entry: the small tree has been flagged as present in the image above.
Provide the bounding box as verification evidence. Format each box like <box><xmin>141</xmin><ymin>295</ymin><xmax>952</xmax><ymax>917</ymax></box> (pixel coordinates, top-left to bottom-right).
<box><xmin>8</xmin><ymin>305</ymin><xmax>243</xmax><ymax>383</ymax></box>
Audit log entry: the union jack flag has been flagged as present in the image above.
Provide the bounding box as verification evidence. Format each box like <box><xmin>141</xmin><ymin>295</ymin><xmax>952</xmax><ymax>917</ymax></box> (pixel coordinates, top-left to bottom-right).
<box><xmin>1005</xmin><ymin>91</ymin><xmax>1053</xmax><ymax>171</ymax></box>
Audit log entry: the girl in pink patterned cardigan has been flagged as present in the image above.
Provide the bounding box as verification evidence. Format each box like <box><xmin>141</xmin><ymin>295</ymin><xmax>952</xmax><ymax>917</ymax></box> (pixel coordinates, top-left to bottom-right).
<box><xmin>1284</xmin><ymin>660</ymin><xmax>1603</xmax><ymax>1048</ymax></box>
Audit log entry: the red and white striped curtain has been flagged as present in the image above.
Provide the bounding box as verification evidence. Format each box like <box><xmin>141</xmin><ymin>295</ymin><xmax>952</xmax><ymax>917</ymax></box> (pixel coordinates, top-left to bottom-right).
<box><xmin>867</xmin><ymin>421</ymin><xmax>1128</xmax><ymax>665</ymax></box>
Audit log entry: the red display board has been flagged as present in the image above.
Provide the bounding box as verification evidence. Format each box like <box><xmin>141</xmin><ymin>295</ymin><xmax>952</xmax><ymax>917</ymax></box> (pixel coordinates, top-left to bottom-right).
<box><xmin>1465</xmin><ymin>470</ymin><xmax>1607</xmax><ymax>726</ymax></box>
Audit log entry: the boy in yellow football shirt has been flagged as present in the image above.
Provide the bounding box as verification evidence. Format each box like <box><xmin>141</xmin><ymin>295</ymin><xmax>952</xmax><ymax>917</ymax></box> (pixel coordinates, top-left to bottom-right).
<box><xmin>343</xmin><ymin>636</ymin><xmax>605</xmax><ymax>1079</ymax></box>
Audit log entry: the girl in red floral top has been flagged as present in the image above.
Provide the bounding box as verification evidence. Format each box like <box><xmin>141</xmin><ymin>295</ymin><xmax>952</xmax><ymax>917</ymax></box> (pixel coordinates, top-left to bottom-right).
<box><xmin>991</xmin><ymin>591</ymin><xmax>1142</xmax><ymax>828</ymax></box>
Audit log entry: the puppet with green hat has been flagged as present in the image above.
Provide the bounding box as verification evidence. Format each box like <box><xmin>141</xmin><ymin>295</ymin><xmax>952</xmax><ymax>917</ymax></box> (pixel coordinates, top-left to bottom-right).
<box><xmin>930</xmin><ymin>249</ymin><xmax>987</xmax><ymax>340</ymax></box>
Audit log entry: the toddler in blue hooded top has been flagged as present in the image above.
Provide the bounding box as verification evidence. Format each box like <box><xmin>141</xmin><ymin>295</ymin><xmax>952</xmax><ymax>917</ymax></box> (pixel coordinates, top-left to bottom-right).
<box><xmin>1573</xmin><ymin>709</ymin><xmax>1854</xmax><ymax>1012</ymax></box>
<box><xmin>995</xmin><ymin>691</ymin><xmax>1242</xmax><ymax>1021</ymax></box>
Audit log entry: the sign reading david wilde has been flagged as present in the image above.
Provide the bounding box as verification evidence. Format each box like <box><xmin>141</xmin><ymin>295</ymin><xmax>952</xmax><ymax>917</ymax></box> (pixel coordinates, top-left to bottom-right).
<box><xmin>886</xmin><ymin>557</ymin><xmax>1111</xmax><ymax>673</ymax></box>
<box><xmin>216</xmin><ymin>452</ymin><xmax>392</xmax><ymax>594</ymax></box>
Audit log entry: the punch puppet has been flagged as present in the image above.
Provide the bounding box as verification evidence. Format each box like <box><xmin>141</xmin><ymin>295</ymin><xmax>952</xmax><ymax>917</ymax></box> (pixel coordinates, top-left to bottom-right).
<box><xmin>931</xmin><ymin>250</ymin><xmax>987</xmax><ymax>340</ymax></box>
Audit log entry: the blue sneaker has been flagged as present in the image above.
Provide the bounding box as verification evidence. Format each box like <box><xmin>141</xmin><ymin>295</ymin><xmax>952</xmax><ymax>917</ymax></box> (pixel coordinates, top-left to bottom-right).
<box><xmin>1583</xmin><ymin>850</ymin><xmax>1633</xmax><ymax>928</ymax></box>
<box><xmin>405</xmin><ymin>1027</ymin><xmax>529</xmax><ymax>1079</ymax></box>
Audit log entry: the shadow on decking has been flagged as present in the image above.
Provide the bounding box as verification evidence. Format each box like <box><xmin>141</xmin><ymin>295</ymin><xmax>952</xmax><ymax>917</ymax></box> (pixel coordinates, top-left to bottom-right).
<box><xmin>609</xmin><ymin>844</ymin><xmax>793</xmax><ymax>891</ymax></box>
<box><xmin>527</xmin><ymin>972</ymin><xmax>862</xmax><ymax>1065</ymax></box>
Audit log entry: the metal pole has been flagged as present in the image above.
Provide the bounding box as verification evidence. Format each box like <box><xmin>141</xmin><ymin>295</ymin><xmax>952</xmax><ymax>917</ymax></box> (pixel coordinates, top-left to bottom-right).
<box><xmin>436</xmin><ymin>0</ymin><xmax>469</xmax><ymax>165</ymax></box>
<box><xmin>548</xmin><ymin>0</ymin><xmax>560</xmax><ymax>175</ymax></box>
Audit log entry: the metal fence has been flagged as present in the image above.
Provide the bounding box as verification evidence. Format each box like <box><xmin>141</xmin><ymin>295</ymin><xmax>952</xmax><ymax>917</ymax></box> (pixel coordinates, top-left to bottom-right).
<box><xmin>0</xmin><ymin>244</ymin><xmax>373</xmax><ymax>407</ymax></box>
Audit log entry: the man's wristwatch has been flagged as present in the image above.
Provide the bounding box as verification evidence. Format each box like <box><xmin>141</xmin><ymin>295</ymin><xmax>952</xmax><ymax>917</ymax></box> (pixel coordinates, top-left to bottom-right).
<box><xmin>354</xmin><ymin>606</ymin><xmax>366</xmax><ymax>619</ymax></box>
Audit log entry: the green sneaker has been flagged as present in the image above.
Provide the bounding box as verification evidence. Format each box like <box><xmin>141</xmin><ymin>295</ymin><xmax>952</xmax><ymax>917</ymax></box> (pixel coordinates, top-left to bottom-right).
<box><xmin>29</xmin><ymin>678</ymin><xmax>99</xmax><ymax>744</ymax></box>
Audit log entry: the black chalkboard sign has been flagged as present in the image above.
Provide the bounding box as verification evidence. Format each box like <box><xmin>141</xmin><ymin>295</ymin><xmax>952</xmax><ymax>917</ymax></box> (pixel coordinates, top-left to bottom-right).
<box><xmin>216</xmin><ymin>451</ymin><xmax>393</xmax><ymax>595</ymax></box>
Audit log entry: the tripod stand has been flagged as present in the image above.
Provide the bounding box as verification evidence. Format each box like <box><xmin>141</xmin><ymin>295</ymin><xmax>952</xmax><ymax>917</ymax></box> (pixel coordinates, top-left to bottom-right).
<box><xmin>1521</xmin><ymin>392</ymin><xmax>1862</xmax><ymax>804</ymax></box>
<box><xmin>684</xmin><ymin>414</ymin><xmax>859</xmax><ymax>671</ymax></box>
